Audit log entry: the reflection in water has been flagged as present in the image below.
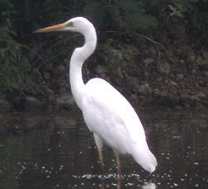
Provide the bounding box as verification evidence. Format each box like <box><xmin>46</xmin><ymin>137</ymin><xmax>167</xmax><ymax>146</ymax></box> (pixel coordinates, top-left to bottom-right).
<box><xmin>0</xmin><ymin>108</ymin><xmax>207</xmax><ymax>189</ymax></box>
<box><xmin>142</xmin><ymin>183</ymin><xmax>156</xmax><ymax>189</ymax></box>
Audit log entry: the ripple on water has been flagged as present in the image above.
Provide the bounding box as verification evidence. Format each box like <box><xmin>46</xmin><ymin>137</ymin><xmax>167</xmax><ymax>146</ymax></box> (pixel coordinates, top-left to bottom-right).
<box><xmin>0</xmin><ymin>109</ymin><xmax>208</xmax><ymax>189</ymax></box>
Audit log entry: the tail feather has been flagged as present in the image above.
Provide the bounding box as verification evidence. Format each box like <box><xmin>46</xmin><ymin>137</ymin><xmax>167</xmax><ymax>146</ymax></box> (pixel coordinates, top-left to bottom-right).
<box><xmin>131</xmin><ymin>144</ymin><xmax>157</xmax><ymax>173</ymax></box>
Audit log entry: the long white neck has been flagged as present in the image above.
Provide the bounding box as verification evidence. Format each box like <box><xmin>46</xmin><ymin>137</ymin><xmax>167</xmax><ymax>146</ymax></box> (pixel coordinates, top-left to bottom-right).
<box><xmin>69</xmin><ymin>25</ymin><xmax>97</xmax><ymax>109</ymax></box>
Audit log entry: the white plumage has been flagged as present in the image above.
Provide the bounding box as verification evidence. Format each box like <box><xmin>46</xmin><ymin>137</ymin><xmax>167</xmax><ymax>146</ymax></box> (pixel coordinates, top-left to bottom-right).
<box><xmin>83</xmin><ymin>78</ymin><xmax>157</xmax><ymax>173</ymax></box>
<box><xmin>36</xmin><ymin>17</ymin><xmax>157</xmax><ymax>175</ymax></box>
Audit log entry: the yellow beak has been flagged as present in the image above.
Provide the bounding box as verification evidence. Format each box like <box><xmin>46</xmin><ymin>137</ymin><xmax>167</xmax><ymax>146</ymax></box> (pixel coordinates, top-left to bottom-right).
<box><xmin>34</xmin><ymin>22</ymin><xmax>66</xmax><ymax>33</ymax></box>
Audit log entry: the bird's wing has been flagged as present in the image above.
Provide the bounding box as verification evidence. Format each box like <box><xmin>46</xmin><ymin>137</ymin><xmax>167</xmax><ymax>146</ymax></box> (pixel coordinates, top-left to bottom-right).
<box><xmin>82</xmin><ymin>78</ymin><xmax>147</xmax><ymax>154</ymax></box>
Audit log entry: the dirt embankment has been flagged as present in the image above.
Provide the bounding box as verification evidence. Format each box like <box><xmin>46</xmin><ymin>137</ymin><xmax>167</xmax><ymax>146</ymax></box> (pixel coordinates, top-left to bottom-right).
<box><xmin>0</xmin><ymin>35</ymin><xmax>208</xmax><ymax>113</ymax></box>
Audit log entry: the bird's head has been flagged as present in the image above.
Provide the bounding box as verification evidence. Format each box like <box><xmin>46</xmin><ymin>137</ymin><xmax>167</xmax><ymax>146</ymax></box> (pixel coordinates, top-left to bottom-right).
<box><xmin>35</xmin><ymin>17</ymin><xmax>94</xmax><ymax>35</ymax></box>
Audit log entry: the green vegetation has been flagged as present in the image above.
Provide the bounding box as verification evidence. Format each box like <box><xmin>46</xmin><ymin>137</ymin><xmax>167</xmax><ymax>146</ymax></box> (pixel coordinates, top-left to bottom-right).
<box><xmin>0</xmin><ymin>0</ymin><xmax>208</xmax><ymax>95</ymax></box>
<box><xmin>0</xmin><ymin>0</ymin><xmax>31</xmax><ymax>93</ymax></box>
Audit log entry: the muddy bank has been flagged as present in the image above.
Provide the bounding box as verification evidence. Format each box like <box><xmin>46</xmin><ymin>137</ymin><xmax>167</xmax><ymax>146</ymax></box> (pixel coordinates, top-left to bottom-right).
<box><xmin>0</xmin><ymin>109</ymin><xmax>81</xmax><ymax>135</ymax></box>
<box><xmin>0</xmin><ymin>105</ymin><xmax>207</xmax><ymax>134</ymax></box>
<box><xmin>0</xmin><ymin>36</ymin><xmax>208</xmax><ymax>113</ymax></box>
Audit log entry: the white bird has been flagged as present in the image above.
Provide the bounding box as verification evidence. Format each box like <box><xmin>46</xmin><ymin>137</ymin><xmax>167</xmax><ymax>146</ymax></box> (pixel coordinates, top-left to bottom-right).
<box><xmin>36</xmin><ymin>17</ymin><xmax>157</xmax><ymax>185</ymax></box>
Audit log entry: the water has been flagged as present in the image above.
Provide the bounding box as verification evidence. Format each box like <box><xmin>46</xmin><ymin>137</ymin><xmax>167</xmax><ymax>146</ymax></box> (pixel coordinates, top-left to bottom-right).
<box><xmin>0</xmin><ymin>107</ymin><xmax>207</xmax><ymax>189</ymax></box>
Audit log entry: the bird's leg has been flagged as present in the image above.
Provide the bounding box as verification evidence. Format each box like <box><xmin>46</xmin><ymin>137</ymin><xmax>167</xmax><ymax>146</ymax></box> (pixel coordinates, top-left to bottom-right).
<box><xmin>93</xmin><ymin>133</ymin><xmax>104</xmax><ymax>170</ymax></box>
<box><xmin>114</xmin><ymin>150</ymin><xmax>122</xmax><ymax>189</ymax></box>
<box><xmin>93</xmin><ymin>134</ymin><xmax>105</xmax><ymax>189</ymax></box>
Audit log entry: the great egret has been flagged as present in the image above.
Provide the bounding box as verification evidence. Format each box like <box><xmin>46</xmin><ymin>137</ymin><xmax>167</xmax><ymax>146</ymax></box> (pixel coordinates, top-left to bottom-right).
<box><xmin>36</xmin><ymin>17</ymin><xmax>157</xmax><ymax>186</ymax></box>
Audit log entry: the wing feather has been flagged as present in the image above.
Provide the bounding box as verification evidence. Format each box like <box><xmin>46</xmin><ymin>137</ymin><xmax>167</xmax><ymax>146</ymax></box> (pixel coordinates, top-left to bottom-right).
<box><xmin>82</xmin><ymin>78</ymin><xmax>146</xmax><ymax>154</ymax></box>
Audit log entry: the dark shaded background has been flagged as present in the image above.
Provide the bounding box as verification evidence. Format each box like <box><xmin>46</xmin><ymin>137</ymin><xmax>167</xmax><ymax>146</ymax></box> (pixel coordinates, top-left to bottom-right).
<box><xmin>0</xmin><ymin>0</ymin><xmax>208</xmax><ymax>112</ymax></box>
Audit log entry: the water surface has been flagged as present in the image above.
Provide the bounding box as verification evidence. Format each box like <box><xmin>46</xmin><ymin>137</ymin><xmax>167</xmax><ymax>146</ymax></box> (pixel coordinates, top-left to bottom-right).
<box><xmin>0</xmin><ymin>107</ymin><xmax>207</xmax><ymax>189</ymax></box>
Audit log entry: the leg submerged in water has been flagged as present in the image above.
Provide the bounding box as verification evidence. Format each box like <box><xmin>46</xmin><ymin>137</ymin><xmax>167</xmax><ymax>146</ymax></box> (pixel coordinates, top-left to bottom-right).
<box><xmin>94</xmin><ymin>133</ymin><xmax>105</xmax><ymax>189</ymax></box>
<box><xmin>114</xmin><ymin>150</ymin><xmax>122</xmax><ymax>189</ymax></box>
<box><xmin>93</xmin><ymin>133</ymin><xmax>104</xmax><ymax>169</ymax></box>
